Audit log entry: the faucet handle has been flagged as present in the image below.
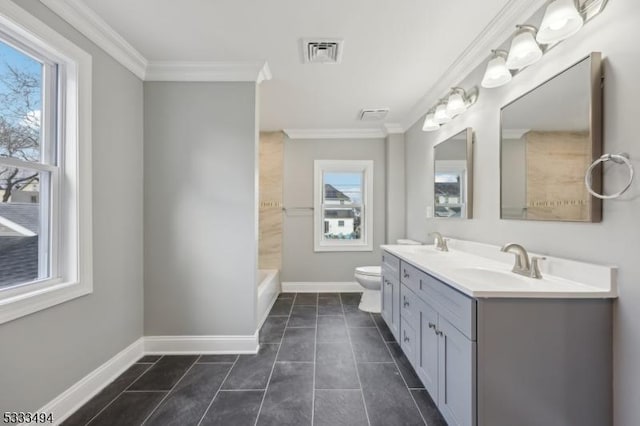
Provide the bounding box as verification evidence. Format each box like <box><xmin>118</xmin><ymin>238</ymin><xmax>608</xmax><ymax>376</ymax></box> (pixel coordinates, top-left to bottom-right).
<box><xmin>530</xmin><ymin>256</ymin><xmax>546</xmax><ymax>279</ymax></box>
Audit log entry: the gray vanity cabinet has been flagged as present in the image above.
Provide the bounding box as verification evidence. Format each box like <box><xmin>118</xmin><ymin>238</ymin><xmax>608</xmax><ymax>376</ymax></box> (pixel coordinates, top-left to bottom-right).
<box><xmin>416</xmin><ymin>297</ymin><xmax>438</xmax><ymax>397</ymax></box>
<box><xmin>437</xmin><ymin>316</ymin><xmax>476</xmax><ymax>426</ymax></box>
<box><xmin>381</xmin><ymin>253</ymin><xmax>401</xmax><ymax>341</ymax></box>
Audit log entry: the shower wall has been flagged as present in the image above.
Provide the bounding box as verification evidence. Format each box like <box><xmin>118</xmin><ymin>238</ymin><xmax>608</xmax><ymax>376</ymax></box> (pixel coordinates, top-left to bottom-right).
<box><xmin>259</xmin><ymin>131</ymin><xmax>284</xmax><ymax>269</ymax></box>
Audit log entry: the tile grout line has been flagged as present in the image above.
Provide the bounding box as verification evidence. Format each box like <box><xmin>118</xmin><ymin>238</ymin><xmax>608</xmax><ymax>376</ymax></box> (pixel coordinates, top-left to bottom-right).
<box><xmin>311</xmin><ymin>295</ymin><xmax>318</xmax><ymax>426</ymax></box>
<box><xmin>195</xmin><ymin>355</ymin><xmax>240</xmax><ymax>426</ymax></box>
<box><xmin>81</xmin><ymin>359</ymin><xmax>158</xmax><ymax>426</ymax></box>
<box><xmin>253</xmin><ymin>292</ymin><xmax>295</xmax><ymax>426</ymax></box>
<box><xmin>140</xmin><ymin>357</ymin><xmax>200</xmax><ymax>425</ymax></box>
<box><xmin>342</xmin><ymin>296</ymin><xmax>372</xmax><ymax>426</ymax></box>
<box><xmin>372</xmin><ymin>312</ymin><xmax>428</xmax><ymax>426</ymax></box>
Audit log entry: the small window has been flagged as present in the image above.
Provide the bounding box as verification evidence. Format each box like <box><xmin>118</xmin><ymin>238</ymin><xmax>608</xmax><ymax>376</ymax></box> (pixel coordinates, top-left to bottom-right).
<box><xmin>314</xmin><ymin>160</ymin><xmax>373</xmax><ymax>252</ymax></box>
<box><xmin>0</xmin><ymin>2</ymin><xmax>93</xmax><ymax>324</ymax></box>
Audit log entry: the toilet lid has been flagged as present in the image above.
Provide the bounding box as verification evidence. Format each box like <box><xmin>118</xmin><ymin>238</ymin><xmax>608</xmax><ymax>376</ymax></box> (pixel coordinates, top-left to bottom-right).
<box><xmin>356</xmin><ymin>266</ymin><xmax>381</xmax><ymax>277</ymax></box>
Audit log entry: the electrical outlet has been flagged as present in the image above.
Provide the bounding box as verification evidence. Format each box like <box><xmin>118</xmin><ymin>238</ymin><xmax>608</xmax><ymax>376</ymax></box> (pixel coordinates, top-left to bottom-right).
<box><xmin>426</xmin><ymin>206</ymin><xmax>434</xmax><ymax>219</ymax></box>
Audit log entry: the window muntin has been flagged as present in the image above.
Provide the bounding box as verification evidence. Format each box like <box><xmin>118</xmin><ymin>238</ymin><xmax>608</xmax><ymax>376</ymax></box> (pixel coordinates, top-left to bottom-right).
<box><xmin>314</xmin><ymin>160</ymin><xmax>373</xmax><ymax>252</ymax></box>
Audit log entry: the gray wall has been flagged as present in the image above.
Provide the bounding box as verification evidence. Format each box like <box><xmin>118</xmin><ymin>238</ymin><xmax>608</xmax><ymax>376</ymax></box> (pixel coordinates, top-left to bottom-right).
<box><xmin>144</xmin><ymin>82</ymin><xmax>258</xmax><ymax>336</ymax></box>
<box><xmin>0</xmin><ymin>0</ymin><xmax>144</xmax><ymax>412</ymax></box>
<box><xmin>405</xmin><ymin>0</ymin><xmax>640</xmax><ymax>424</ymax></box>
<box><xmin>282</xmin><ymin>137</ymin><xmax>386</xmax><ymax>282</ymax></box>
<box><xmin>386</xmin><ymin>134</ymin><xmax>406</xmax><ymax>244</ymax></box>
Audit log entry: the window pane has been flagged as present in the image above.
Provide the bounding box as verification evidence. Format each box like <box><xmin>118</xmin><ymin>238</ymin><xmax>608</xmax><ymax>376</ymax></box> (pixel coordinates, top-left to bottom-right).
<box><xmin>0</xmin><ymin>40</ymin><xmax>43</xmax><ymax>163</ymax></box>
<box><xmin>0</xmin><ymin>166</ymin><xmax>49</xmax><ymax>288</ymax></box>
<box><xmin>324</xmin><ymin>172</ymin><xmax>363</xmax><ymax>205</ymax></box>
<box><xmin>323</xmin><ymin>207</ymin><xmax>362</xmax><ymax>240</ymax></box>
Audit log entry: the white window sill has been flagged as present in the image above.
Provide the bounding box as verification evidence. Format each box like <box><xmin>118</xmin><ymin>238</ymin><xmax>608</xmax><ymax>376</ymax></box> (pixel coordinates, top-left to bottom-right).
<box><xmin>0</xmin><ymin>279</ymin><xmax>92</xmax><ymax>325</ymax></box>
<box><xmin>315</xmin><ymin>244</ymin><xmax>373</xmax><ymax>252</ymax></box>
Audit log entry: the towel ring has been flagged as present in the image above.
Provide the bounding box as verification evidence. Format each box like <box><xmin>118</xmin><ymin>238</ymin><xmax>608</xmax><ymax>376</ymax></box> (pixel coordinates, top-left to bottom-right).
<box><xmin>585</xmin><ymin>153</ymin><xmax>634</xmax><ymax>199</ymax></box>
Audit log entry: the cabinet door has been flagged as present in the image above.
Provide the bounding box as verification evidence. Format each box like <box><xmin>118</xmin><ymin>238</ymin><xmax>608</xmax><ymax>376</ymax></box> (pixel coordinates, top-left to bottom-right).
<box><xmin>400</xmin><ymin>317</ymin><xmax>417</xmax><ymax>366</ymax></box>
<box><xmin>416</xmin><ymin>299</ymin><xmax>439</xmax><ymax>400</ymax></box>
<box><xmin>438</xmin><ymin>317</ymin><xmax>476</xmax><ymax>426</ymax></box>
<box><xmin>381</xmin><ymin>275</ymin><xmax>399</xmax><ymax>340</ymax></box>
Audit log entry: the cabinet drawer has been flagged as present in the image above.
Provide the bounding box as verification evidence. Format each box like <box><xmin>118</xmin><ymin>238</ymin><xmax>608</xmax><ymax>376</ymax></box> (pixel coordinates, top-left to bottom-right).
<box><xmin>420</xmin><ymin>273</ymin><xmax>476</xmax><ymax>341</ymax></box>
<box><xmin>400</xmin><ymin>317</ymin><xmax>417</xmax><ymax>366</ymax></box>
<box><xmin>400</xmin><ymin>261</ymin><xmax>423</xmax><ymax>294</ymax></box>
<box><xmin>382</xmin><ymin>252</ymin><xmax>400</xmax><ymax>274</ymax></box>
<box><xmin>400</xmin><ymin>284</ymin><xmax>420</xmax><ymax>329</ymax></box>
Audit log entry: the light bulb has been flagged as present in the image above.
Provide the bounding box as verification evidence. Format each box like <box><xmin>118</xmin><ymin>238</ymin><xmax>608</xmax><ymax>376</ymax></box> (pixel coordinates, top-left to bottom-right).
<box><xmin>446</xmin><ymin>90</ymin><xmax>467</xmax><ymax>117</ymax></box>
<box><xmin>434</xmin><ymin>103</ymin><xmax>451</xmax><ymax>124</ymax></box>
<box><xmin>506</xmin><ymin>26</ymin><xmax>543</xmax><ymax>70</ymax></box>
<box><xmin>422</xmin><ymin>113</ymin><xmax>440</xmax><ymax>132</ymax></box>
<box><xmin>481</xmin><ymin>51</ymin><xmax>512</xmax><ymax>88</ymax></box>
<box><xmin>537</xmin><ymin>0</ymin><xmax>584</xmax><ymax>44</ymax></box>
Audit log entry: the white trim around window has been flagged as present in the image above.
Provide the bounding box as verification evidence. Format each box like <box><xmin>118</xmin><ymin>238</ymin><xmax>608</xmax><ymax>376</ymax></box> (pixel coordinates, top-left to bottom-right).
<box><xmin>314</xmin><ymin>160</ymin><xmax>373</xmax><ymax>252</ymax></box>
<box><xmin>0</xmin><ymin>1</ymin><xmax>93</xmax><ymax>324</ymax></box>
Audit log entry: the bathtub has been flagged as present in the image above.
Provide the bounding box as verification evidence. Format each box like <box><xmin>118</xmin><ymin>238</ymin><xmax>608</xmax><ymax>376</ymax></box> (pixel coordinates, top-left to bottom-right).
<box><xmin>257</xmin><ymin>269</ymin><xmax>280</xmax><ymax>328</ymax></box>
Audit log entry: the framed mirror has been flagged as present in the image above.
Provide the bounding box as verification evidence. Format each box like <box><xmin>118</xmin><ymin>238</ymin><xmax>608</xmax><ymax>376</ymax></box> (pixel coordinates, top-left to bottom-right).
<box><xmin>500</xmin><ymin>52</ymin><xmax>603</xmax><ymax>222</ymax></box>
<box><xmin>434</xmin><ymin>128</ymin><xmax>474</xmax><ymax>219</ymax></box>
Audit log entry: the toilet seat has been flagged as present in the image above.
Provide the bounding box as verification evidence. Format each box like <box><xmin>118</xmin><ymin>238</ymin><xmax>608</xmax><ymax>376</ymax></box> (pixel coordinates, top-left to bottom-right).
<box><xmin>355</xmin><ymin>266</ymin><xmax>381</xmax><ymax>277</ymax></box>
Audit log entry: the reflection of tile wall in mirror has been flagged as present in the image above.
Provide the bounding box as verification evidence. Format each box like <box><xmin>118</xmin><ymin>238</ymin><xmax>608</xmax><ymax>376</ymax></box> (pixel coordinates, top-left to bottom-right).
<box><xmin>500</xmin><ymin>53</ymin><xmax>602</xmax><ymax>222</ymax></box>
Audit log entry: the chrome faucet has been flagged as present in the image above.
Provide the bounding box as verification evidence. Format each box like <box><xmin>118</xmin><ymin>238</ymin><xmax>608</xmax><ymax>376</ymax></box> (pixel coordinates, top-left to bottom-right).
<box><xmin>429</xmin><ymin>232</ymin><xmax>449</xmax><ymax>252</ymax></box>
<box><xmin>500</xmin><ymin>243</ymin><xmax>545</xmax><ymax>279</ymax></box>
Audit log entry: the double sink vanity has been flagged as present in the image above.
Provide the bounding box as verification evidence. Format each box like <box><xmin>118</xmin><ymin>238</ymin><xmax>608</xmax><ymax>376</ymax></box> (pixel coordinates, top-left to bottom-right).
<box><xmin>380</xmin><ymin>238</ymin><xmax>616</xmax><ymax>426</ymax></box>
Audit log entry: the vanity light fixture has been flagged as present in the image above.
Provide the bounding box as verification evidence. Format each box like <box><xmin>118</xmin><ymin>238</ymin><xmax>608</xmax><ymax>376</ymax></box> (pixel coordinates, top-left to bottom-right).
<box><xmin>481</xmin><ymin>50</ymin><xmax>512</xmax><ymax>88</ymax></box>
<box><xmin>422</xmin><ymin>110</ymin><xmax>440</xmax><ymax>132</ymax></box>
<box><xmin>446</xmin><ymin>87</ymin><xmax>469</xmax><ymax>117</ymax></box>
<box><xmin>434</xmin><ymin>101</ymin><xmax>452</xmax><ymax>124</ymax></box>
<box><xmin>505</xmin><ymin>25</ymin><xmax>543</xmax><ymax>70</ymax></box>
<box><xmin>537</xmin><ymin>0</ymin><xmax>584</xmax><ymax>44</ymax></box>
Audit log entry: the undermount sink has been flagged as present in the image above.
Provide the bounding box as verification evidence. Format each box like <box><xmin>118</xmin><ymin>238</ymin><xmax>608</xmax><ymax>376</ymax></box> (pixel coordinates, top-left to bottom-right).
<box><xmin>399</xmin><ymin>245</ymin><xmax>444</xmax><ymax>255</ymax></box>
<box><xmin>452</xmin><ymin>267</ymin><xmax>538</xmax><ymax>288</ymax></box>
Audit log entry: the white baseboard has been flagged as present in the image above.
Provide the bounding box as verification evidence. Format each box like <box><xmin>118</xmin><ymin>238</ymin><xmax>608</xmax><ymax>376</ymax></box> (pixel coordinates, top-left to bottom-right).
<box><xmin>282</xmin><ymin>281</ymin><xmax>362</xmax><ymax>293</ymax></box>
<box><xmin>144</xmin><ymin>334</ymin><xmax>259</xmax><ymax>355</ymax></box>
<box><xmin>257</xmin><ymin>293</ymin><xmax>278</xmax><ymax>330</ymax></box>
<box><xmin>39</xmin><ymin>337</ymin><xmax>145</xmax><ymax>425</ymax></box>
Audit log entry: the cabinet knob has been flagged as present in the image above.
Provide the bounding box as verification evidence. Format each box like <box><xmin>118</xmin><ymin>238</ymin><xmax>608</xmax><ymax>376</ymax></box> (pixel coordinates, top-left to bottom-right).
<box><xmin>403</xmin><ymin>270</ymin><xmax>410</xmax><ymax>278</ymax></box>
<box><xmin>435</xmin><ymin>330</ymin><xmax>444</xmax><ymax>337</ymax></box>
<box><xmin>403</xmin><ymin>296</ymin><xmax>409</xmax><ymax>307</ymax></box>
<box><xmin>403</xmin><ymin>333</ymin><xmax>410</xmax><ymax>343</ymax></box>
<box><xmin>428</xmin><ymin>322</ymin><xmax>436</xmax><ymax>330</ymax></box>
<box><xmin>385</xmin><ymin>279</ymin><xmax>391</xmax><ymax>286</ymax></box>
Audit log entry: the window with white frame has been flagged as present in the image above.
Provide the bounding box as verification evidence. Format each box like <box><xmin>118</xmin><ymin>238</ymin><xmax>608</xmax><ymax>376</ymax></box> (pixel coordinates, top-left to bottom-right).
<box><xmin>0</xmin><ymin>3</ymin><xmax>92</xmax><ymax>324</ymax></box>
<box><xmin>314</xmin><ymin>160</ymin><xmax>373</xmax><ymax>252</ymax></box>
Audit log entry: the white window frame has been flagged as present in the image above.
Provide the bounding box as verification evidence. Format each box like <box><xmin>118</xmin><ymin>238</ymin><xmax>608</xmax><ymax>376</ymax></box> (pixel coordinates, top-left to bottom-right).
<box><xmin>0</xmin><ymin>2</ymin><xmax>93</xmax><ymax>324</ymax></box>
<box><xmin>314</xmin><ymin>160</ymin><xmax>373</xmax><ymax>252</ymax></box>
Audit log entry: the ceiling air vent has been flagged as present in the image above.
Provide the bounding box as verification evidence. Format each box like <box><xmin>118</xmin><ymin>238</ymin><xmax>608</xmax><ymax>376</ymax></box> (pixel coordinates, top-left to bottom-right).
<box><xmin>359</xmin><ymin>108</ymin><xmax>390</xmax><ymax>121</ymax></box>
<box><xmin>302</xmin><ymin>39</ymin><xmax>344</xmax><ymax>64</ymax></box>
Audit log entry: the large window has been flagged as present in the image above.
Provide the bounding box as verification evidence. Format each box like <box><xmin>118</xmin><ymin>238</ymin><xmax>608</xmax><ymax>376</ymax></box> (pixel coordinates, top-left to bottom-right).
<box><xmin>0</xmin><ymin>3</ymin><xmax>92</xmax><ymax>324</ymax></box>
<box><xmin>314</xmin><ymin>160</ymin><xmax>373</xmax><ymax>252</ymax></box>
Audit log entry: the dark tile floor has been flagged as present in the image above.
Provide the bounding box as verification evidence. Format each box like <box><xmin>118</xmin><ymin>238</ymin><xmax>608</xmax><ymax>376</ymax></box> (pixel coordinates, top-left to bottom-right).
<box><xmin>63</xmin><ymin>292</ymin><xmax>447</xmax><ymax>426</ymax></box>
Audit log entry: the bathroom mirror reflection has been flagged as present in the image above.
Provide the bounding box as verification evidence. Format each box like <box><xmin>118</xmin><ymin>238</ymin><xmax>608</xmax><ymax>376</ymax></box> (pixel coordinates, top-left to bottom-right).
<box><xmin>500</xmin><ymin>52</ymin><xmax>603</xmax><ymax>222</ymax></box>
<box><xmin>434</xmin><ymin>128</ymin><xmax>474</xmax><ymax>219</ymax></box>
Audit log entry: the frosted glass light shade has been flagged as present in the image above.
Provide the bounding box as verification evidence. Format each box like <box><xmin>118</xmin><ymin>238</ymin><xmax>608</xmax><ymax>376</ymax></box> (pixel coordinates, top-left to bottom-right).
<box><xmin>446</xmin><ymin>91</ymin><xmax>467</xmax><ymax>117</ymax></box>
<box><xmin>506</xmin><ymin>27</ymin><xmax>543</xmax><ymax>70</ymax></box>
<box><xmin>482</xmin><ymin>52</ymin><xmax>512</xmax><ymax>88</ymax></box>
<box><xmin>422</xmin><ymin>113</ymin><xmax>440</xmax><ymax>131</ymax></box>
<box><xmin>537</xmin><ymin>0</ymin><xmax>584</xmax><ymax>44</ymax></box>
<box><xmin>434</xmin><ymin>103</ymin><xmax>451</xmax><ymax>124</ymax></box>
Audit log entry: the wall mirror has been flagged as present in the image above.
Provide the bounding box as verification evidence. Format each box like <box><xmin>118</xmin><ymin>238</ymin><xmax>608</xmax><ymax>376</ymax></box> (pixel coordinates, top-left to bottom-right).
<box><xmin>434</xmin><ymin>127</ymin><xmax>474</xmax><ymax>219</ymax></box>
<box><xmin>500</xmin><ymin>52</ymin><xmax>603</xmax><ymax>222</ymax></box>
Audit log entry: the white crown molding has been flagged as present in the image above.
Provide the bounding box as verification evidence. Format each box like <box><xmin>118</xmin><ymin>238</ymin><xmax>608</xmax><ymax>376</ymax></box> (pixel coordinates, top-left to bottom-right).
<box><xmin>284</xmin><ymin>128</ymin><xmax>386</xmax><ymax>140</ymax></box>
<box><xmin>38</xmin><ymin>338</ymin><xmax>144</xmax><ymax>424</ymax></box>
<box><xmin>38</xmin><ymin>0</ymin><xmax>147</xmax><ymax>79</ymax></box>
<box><xmin>502</xmin><ymin>128</ymin><xmax>530</xmax><ymax>139</ymax></box>
<box><xmin>402</xmin><ymin>0</ymin><xmax>548</xmax><ymax>131</ymax></box>
<box><xmin>383</xmin><ymin>123</ymin><xmax>405</xmax><ymax>135</ymax></box>
<box><xmin>145</xmin><ymin>61</ymin><xmax>272</xmax><ymax>83</ymax></box>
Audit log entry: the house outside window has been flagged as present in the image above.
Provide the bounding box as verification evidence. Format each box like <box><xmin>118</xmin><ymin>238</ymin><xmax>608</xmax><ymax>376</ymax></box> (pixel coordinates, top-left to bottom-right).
<box><xmin>0</xmin><ymin>2</ymin><xmax>93</xmax><ymax>324</ymax></box>
<box><xmin>314</xmin><ymin>160</ymin><xmax>373</xmax><ymax>252</ymax></box>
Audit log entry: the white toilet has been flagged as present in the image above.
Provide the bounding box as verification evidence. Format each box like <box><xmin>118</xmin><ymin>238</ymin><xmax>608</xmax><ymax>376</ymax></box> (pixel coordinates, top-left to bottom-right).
<box><xmin>354</xmin><ymin>239</ymin><xmax>422</xmax><ymax>313</ymax></box>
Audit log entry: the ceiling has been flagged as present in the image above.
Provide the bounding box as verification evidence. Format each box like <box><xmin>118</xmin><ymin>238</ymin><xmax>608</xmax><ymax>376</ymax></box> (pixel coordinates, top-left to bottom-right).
<box><xmin>80</xmin><ymin>0</ymin><xmax>512</xmax><ymax>131</ymax></box>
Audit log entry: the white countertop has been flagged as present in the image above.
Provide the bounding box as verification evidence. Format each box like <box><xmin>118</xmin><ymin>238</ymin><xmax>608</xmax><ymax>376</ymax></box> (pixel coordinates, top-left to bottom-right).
<box><xmin>381</xmin><ymin>239</ymin><xmax>617</xmax><ymax>299</ymax></box>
